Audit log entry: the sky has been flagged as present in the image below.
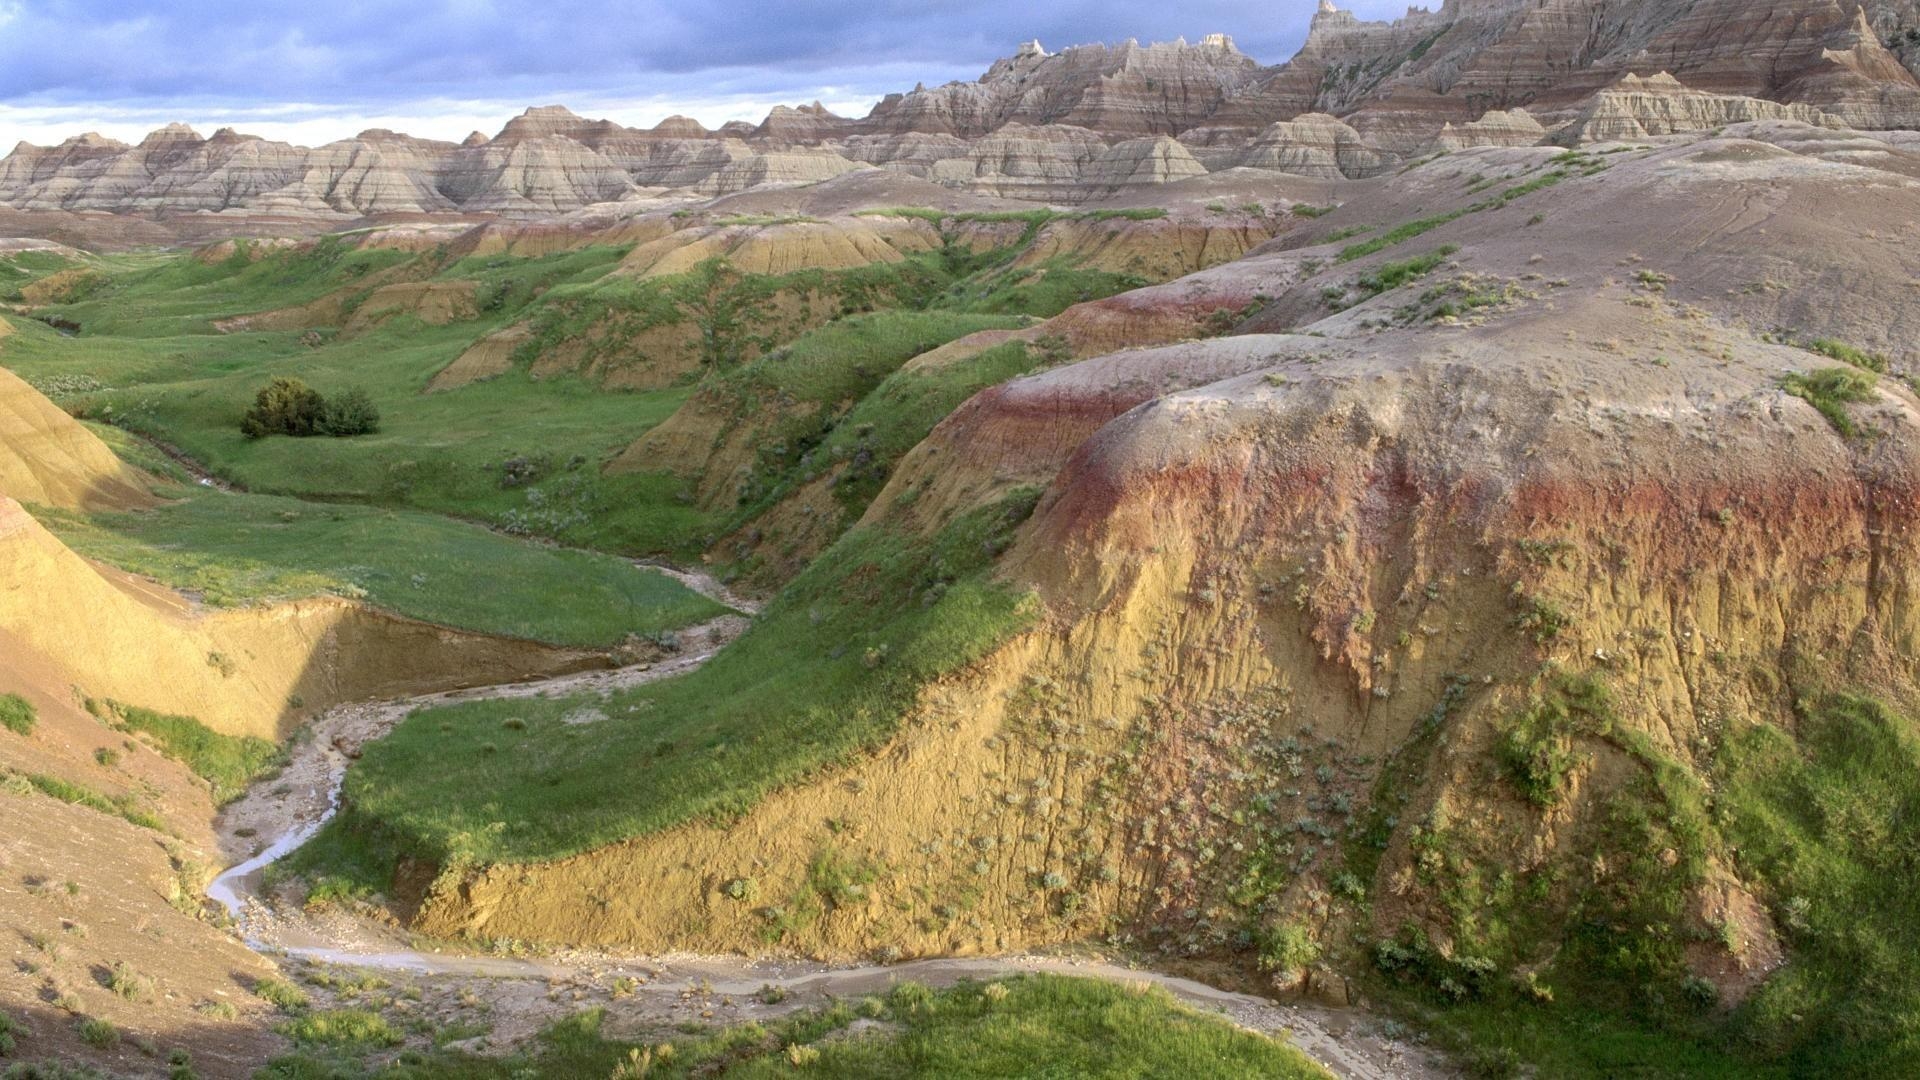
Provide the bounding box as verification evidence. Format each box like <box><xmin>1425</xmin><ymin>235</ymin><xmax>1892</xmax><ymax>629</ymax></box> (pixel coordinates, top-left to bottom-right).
<box><xmin>0</xmin><ymin>1</ymin><xmax>1414</xmax><ymax>148</ymax></box>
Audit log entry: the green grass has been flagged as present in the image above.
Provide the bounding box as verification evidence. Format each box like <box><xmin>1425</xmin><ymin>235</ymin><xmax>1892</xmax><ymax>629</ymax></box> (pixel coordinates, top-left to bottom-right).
<box><xmin>1</xmin><ymin>241</ymin><xmax>710</xmax><ymax>555</ymax></box>
<box><xmin>259</xmin><ymin>975</ymin><xmax>1329</xmax><ymax>1078</ymax></box>
<box><xmin>1804</xmin><ymin>338</ymin><xmax>1887</xmax><ymax>373</ymax></box>
<box><xmin>1367</xmin><ymin>690</ymin><xmax>1920</xmax><ymax>1078</ymax></box>
<box><xmin>1333</xmin><ymin>161</ymin><xmax>1570</xmax><ymax>263</ymax></box>
<box><xmin>278</xmin><ymin>1009</ymin><xmax>402</xmax><ymax>1049</ymax></box>
<box><xmin>38</xmin><ymin>485</ymin><xmax>724</xmax><ymax>648</ymax></box>
<box><xmin>89</xmin><ymin>700</ymin><xmax>284</xmax><ymax>805</ymax></box>
<box><xmin>253</xmin><ymin>976</ymin><xmax>311</xmax><ymax>1014</ymax></box>
<box><xmin>710</xmin><ymin>214</ymin><xmax>820</xmax><ymax>227</ymax></box>
<box><xmin>1782</xmin><ymin>366</ymin><xmax>1878</xmax><ymax>437</ymax></box>
<box><xmin>938</xmin><ymin>258</ymin><xmax>1147</xmax><ymax>319</ymax></box>
<box><xmin>727</xmin><ymin>336</ymin><xmax>1046</xmax><ymax>529</ymax></box>
<box><xmin>855</xmin><ymin>207</ymin><xmax>1168</xmax><ymax>225</ymax></box>
<box><xmin>0</xmin><ymin>693</ymin><xmax>34</xmax><ymax>736</ymax></box>
<box><xmin>1715</xmin><ymin>694</ymin><xmax>1920</xmax><ymax>1073</ymax></box>
<box><xmin>1338</xmin><ymin>212</ymin><xmax>1467</xmax><ymax>262</ymax></box>
<box><xmin>8</xmin><ymin>224</ymin><xmax>1144</xmax><ymax>566</ymax></box>
<box><xmin>703</xmin><ymin>309</ymin><xmax>1024</xmax><ymax>416</ymax></box>
<box><xmin>1354</xmin><ymin>246</ymin><xmax>1458</xmax><ymax>296</ymax></box>
<box><xmin>0</xmin><ymin>768</ymin><xmax>165</xmax><ymax>831</ymax></box>
<box><xmin>75</xmin><ymin>1017</ymin><xmax>116</xmax><ymax>1050</ymax></box>
<box><xmin>287</xmin><ymin>489</ymin><xmax>1041</xmax><ymax>893</ymax></box>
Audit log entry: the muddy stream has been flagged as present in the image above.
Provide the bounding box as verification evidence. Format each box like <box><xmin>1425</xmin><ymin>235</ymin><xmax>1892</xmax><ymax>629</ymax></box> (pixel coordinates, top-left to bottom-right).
<box><xmin>207</xmin><ymin>570</ymin><xmax>1447</xmax><ymax>1078</ymax></box>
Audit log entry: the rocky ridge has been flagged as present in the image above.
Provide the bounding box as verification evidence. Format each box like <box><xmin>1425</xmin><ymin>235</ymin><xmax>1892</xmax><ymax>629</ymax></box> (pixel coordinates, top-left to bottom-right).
<box><xmin>1</xmin><ymin>1</ymin><xmax>1915</xmax><ymax>218</ymax></box>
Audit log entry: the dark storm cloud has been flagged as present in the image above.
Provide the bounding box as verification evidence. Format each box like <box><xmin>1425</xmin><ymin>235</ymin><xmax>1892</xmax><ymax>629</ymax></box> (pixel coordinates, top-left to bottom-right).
<box><xmin>0</xmin><ymin>0</ymin><xmax>1413</xmax><ymax>105</ymax></box>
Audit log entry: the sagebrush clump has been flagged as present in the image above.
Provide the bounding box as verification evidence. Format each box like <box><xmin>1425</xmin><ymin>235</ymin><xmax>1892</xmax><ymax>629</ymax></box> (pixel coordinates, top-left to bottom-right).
<box><xmin>240</xmin><ymin>377</ymin><xmax>379</xmax><ymax>439</ymax></box>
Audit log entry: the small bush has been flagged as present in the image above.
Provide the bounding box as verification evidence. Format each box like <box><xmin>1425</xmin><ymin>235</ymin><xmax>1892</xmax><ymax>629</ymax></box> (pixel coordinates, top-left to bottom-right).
<box><xmin>241</xmin><ymin>378</ymin><xmax>379</xmax><ymax>439</ymax></box>
<box><xmin>76</xmin><ymin>1018</ymin><xmax>116</xmax><ymax>1049</ymax></box>
<box><xmin>1255</xmin><ymin>920</ymin><xmax>1322</xmax><ymax>975</ymax></box>
<box><xmin>1782</xmin><ymin>366</ymin><xmax>1879</xmax><ymax>437</ymax></box>
<box><xmin>319</xmin><ymin>387</ymin><xmax>380</xmax><ymax>437</ymax></box>
<box><xmin>0</xmin><ymin>695</ymin><xmax>34</xmax><ymax>736</ymax></box>
<box><xmin>106</xmin><ymin>961</ymin><xmax>150</xmax><ymax>1001</ymax></box>
<box><xmin>1498</xmin><ymin>675</ymin><xmax>1614</xmax><ymax>807</ymax></box>
<box><xmin>240</xmin><ymin>377</ymin><xmax>324</xmax><ymax>438</ymax></box>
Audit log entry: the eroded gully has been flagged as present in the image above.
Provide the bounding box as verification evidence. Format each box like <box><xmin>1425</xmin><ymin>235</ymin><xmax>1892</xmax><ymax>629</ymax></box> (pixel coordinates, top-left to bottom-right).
<box><xmin>206</xmin><ymin>569</ymin><xmax>1448</xmax><ymax>1079</ymax></box>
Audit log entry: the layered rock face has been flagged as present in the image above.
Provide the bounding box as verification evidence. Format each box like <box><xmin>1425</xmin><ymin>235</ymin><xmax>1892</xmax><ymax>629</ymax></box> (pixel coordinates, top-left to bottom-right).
<box><xmin>1245</xmin><ymin>0</ymin><xmax>1920</xmax><ymax>143</ymax></box>
<box><xmin>864</xmin><ymin>34</ymin><xmax>1264</xmax><ymax>138</ymax></box>
<box><xmin>1</xmin><ymin>2</ymin><xmax>1915</xmax><ymax>217</ymax></box>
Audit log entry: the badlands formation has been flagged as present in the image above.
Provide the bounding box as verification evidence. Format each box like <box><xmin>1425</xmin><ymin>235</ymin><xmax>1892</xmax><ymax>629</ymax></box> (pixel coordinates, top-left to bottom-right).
<box><xmin>2</xmin><ymin>0</ymin><xmax>1920</xmax><ymax>1077</ymax></box>
<box><xmin>1</xmin><ymin>0</ymin><xmax>1919</xmax><ymax>226</ymax></box>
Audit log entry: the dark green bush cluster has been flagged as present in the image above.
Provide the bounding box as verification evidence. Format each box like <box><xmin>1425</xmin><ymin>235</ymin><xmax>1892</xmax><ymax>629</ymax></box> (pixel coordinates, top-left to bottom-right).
<box><xmin>240</xmin><ymin>377</ymin><xmax>379</xmax><ymax>439</ymax></box>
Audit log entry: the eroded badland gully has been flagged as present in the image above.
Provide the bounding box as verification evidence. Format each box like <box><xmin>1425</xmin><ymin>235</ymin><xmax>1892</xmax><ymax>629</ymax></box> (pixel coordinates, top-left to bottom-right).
<box><xmin>4</xmin><ymin>1</ymin><xmax>1920</xmax><ymax>1075</ymax></box>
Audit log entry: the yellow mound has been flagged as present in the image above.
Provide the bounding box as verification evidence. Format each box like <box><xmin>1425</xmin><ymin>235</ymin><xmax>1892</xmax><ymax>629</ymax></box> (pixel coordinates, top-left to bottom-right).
<box><xmin>0</xmin><ymin>364</ymin><xmax>157</xmax><ymax>511</ymax></box>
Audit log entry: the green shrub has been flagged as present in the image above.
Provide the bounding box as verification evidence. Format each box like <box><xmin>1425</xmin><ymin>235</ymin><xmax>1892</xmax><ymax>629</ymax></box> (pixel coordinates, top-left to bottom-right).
<box><xmin>106</xmin><ymin>960</ymin><xmax>150</xmax><ymax>1001</ymax></box>
<box><xmin>240</xmin><ymin>376</ymin><xmax>325</xmax><ymax>439</ymax></box>
<box><xmin>240</xmin><ymin>378</ymin><xmax>378</xmax><ymax>439</ymax></box>
<box><xmin>1256</xmin><ymin>920</ymin><xmax>1322</xmax><ymax>974</ymax></box>
<box><xmin>319</xmin><ymin>386</ymin><xmax>380</xmax><ymax>436</ymax></box>
<box><xmin>1782</xmin><ymin>366</ymin><xmax>1879</xmax><ymax>437</ymax></box>
<box><xmin>75</xmin><ymin>1018</ymin><xmax>115</xmax><ymax>1050</ymax></box>
<box><xmin>1498</xmin><ymin>675</ymin><xmax>1614</xmax><ymax>807</ymax></box>
<box><xmin>0</xmin><ymin>695</ymin><xmax>34</xmax><ymax>737</ymax></box>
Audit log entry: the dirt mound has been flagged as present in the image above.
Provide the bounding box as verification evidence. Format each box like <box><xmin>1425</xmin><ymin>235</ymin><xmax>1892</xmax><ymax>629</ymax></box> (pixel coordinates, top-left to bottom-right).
<box><xmin>0</xmin><ymin>364</ymin><xmax>156</xmax><ymax>511</ymax></box>
<box><xmin>17</xmin><ymin>266</ymin><xmax>103</xmax><ymax>305</ymax></box>
<box><xmin>341</xmin><ymin>280</ymin><xmax>479</xmax><ymax>334</ymax></box>
<box><xmin>428</xmin><ymin>323</ymin><xmax>531</xmax><ymax>392</ymax></box>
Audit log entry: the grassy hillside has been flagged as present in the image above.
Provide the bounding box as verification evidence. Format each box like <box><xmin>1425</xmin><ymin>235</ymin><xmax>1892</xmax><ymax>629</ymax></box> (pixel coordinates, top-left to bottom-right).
<box><xmin>286</xmin><ymin>488</ymin><xmax>1040</xmax><ymax>897</ymax></box>
<box><xmin>4</xmin><ymin>224</ymin><xmax>1142</xmax><ymax>564</ymax></box>
<box><xmin>36</xmin><ymin>483</ymin><xmax>724</xmax><ymax>648</ymax></box>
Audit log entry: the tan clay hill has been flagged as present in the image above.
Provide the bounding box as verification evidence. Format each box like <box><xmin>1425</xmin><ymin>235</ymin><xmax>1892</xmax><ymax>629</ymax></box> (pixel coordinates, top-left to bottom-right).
<box><xmin>3</xmin><ymin>0</ymin><xmax>1917</xmax><ymax>224</ymax></box>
